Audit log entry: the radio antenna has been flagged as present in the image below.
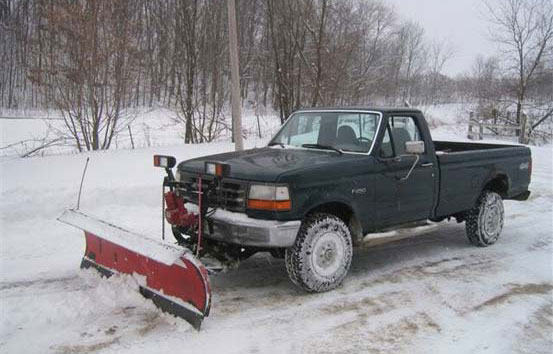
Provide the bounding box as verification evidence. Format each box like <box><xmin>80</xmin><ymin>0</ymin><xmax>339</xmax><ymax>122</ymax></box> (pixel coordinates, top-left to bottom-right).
<box><xmin>76</xmin><ymin>157</ymin><xmax>90</xmax><ymax>210</ymax></box>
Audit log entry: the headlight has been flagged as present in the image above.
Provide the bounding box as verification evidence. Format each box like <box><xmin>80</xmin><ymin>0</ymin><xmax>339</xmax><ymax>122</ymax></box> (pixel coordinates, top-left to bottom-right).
<box><xmin>248</xmin><ymin>184</ymin><xmax>291</xmax><ymax>211</ymax></box>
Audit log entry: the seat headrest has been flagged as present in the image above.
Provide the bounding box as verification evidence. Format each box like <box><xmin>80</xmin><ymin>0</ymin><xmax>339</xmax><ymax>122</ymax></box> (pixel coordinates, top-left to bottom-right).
<box><xmin>336</xmin><ymin>125</ymin><xmax>357</xmax><ymax>145</ymax></box>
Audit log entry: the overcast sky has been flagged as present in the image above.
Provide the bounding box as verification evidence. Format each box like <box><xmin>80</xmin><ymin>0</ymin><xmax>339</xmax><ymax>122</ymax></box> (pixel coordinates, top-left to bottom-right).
<box><xmin>384</xmin><ymin>0</ymin><xmax>497</xmax><ymax>76</ymax></box>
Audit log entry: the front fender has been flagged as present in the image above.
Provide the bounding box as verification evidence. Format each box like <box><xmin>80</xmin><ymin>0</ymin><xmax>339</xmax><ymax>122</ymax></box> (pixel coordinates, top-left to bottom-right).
<box><xmin>299</xmin><ymin>193</ymin><xmax>360</xmax><ymax>219</ymax></box>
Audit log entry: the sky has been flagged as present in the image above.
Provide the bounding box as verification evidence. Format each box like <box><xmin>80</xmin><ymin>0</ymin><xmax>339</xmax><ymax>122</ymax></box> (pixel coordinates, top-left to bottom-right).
<box><xmin>384</xmin><ymin>0</ymin><xmax>498</xmax><ymax>76</ymax></box>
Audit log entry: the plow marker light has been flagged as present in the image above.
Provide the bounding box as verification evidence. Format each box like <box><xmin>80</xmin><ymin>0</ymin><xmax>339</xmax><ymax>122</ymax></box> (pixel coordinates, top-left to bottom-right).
<box><xmin>58</xmin><ymin>209</ymin><xmax>211</xmax><ymax>330</ymax></box>
<box><xmin>153</xmin><ymin>155</ymin><xmax>176</xmax><ymax>169</ymax></box>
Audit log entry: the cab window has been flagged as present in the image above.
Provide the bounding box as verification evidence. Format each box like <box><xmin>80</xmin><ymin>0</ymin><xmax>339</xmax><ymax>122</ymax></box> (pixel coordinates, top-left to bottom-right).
<box><xmin>277</xmin><ymin>114</ymin><xmax>322</xmax><ymax>146</ymax></box>
<box><xmin>379</xmin><ymin>116</ymin><xmax>423</xmax><ymax>157</ymax></box>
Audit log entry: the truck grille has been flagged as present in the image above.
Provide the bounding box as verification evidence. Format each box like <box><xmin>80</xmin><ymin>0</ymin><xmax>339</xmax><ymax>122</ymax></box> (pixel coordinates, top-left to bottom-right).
<box><xmin>176</xmin><ymin>172</ymin><xmax>247</xmax><ymax>212</ymax></box>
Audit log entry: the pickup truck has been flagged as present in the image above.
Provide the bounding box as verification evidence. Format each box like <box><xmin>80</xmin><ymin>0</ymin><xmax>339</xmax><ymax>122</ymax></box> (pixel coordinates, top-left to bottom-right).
<box><xmin>161</xmin><ymin>107</ymin><xmax>532</xmax><ymax>293</ymax></box>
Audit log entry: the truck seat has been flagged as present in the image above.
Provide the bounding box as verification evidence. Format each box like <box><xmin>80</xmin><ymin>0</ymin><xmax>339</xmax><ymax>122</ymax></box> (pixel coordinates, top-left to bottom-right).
<box><xmin>336</xmin><ymin>125</ymin><xmax>358</xmax><ymax>146</ymax></box>
<box><xmin>391</xmin><ymin>127</ymin><xmax>412</xmax><ymax>155</ymax></box>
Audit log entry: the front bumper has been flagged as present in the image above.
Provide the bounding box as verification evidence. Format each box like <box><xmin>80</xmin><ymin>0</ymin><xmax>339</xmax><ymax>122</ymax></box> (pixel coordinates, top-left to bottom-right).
<box><xmin>186</xmin><ymin>204</ymin><xmax>301</xmax><ymax>248</ymax></box>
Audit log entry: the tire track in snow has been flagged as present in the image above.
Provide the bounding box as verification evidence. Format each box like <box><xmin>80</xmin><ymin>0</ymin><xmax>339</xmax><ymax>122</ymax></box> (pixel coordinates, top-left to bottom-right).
<box><xmin>468</xmin><ymin>283</ymin><xmax>553</xmax><ymax>313</ymax></box>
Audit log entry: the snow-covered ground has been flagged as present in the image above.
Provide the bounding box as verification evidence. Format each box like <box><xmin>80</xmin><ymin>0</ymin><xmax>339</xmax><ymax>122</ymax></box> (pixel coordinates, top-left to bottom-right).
<box><xmin>0</xmin><ymin>107</ymin><xmax>280</xmax><ymax>157</ymax></box>
<box><xmin>0</xmin><ymin>106</ymin><xmax>552</xmax><ymax>353</ymax></box>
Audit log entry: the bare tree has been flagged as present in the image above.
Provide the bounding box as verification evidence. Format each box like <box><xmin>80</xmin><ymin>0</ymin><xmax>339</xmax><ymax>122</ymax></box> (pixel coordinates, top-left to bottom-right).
<box><xmin>424</xmin><ymin>39</ymin><xmax>455</xmax><ymax>105</ymax></box>
<box><xmin>472</xmin><ymin>55</ymin><xmax>501</xmax><ymax>101</ymax></box>
<box><xmin>28</xmin><ymin>0</ymin><xmax>140</xmax><ymax>151</ymax></box>
<box><xmin>173</xmin><ymin>0</ymin><xmax>201</xmax><ymax>144</ymax></box>
<box><xmin>266</xmin><ymin>0</ymin><xmax>305</xmax><ymax>122</ymax></box>
<box><xmin>304</xmin><ymin>0</ymin><xmax>328</xmax><ymax>106</ymax></box>
<box><xmin>485</xmin><ymin>0</ymin><xmax>553</xmax><ymax>140</ymax></box>
<box><xmin>16</xmin><ymin>1</ymin><xmax>553</xmax><ymax>149</ymax></box>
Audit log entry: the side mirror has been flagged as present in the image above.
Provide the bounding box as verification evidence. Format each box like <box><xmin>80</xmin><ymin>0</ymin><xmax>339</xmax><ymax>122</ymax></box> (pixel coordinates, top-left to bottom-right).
<box><xmin>405</xmin><ymin>141</ymin><xmax>425</xmax><ymax>155</ymax></box>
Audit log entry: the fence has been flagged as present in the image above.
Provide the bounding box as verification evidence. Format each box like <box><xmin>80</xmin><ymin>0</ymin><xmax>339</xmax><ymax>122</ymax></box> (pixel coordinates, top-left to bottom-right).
<box><xmin>467</xmin><ymin>112</ymin><xmax>529</xmax><ymax>143</ymax></box>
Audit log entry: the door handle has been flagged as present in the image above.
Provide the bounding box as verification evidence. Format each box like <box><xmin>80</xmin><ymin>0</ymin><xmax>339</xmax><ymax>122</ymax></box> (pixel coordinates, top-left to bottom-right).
<box><xmin>421</xmin><ymin>162</ymin><xmax>433</xmax><ymax>167</ymax></box>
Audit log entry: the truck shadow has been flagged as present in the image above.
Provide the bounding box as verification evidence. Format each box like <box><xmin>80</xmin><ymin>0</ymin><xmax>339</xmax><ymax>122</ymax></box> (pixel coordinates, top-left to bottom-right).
<box><xmin>206</xmin><ymin>221</ymin><xmax>489</xmax><ymax>320</ymax></box>
<box><xmin>210</xmin><ymin>221</ymin><xmax>471</xmax><ymax>293</ymax></box>
<box><xmin>349</xmin><ymin>221</ymin><xmax>470</xmax><ymax>276</ymax></box>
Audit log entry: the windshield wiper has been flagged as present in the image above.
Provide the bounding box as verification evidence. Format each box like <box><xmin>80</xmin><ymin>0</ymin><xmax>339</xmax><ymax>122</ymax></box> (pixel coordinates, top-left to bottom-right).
<box><xmin>301</xmin><ymin>144</ymin><xmax>343</xmax><ymax>155</ymax></box>
<box><xmin>268</xmin><ymin>142</ymin><xmax>285</xmax><ymax>148</ymax></box>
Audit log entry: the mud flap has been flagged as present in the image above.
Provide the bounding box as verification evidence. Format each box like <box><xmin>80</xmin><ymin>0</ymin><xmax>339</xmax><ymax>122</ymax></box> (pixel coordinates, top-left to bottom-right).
<box><xmin>58</xmin><ymin>209</ymin><xmax>211</xmax><ymax>330</ymax></box>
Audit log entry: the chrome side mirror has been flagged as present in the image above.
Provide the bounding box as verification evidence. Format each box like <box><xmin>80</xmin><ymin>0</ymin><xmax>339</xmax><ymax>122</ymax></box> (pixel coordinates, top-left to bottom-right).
<box><xmin>398</xmin><ymin>141</ymin><xmax>424</xmax><ymax>182</ymax></box>
<box><xmin>405</xmin><ymin>141</ymin><xmax>425</xmax><ymax>155</ymax></box>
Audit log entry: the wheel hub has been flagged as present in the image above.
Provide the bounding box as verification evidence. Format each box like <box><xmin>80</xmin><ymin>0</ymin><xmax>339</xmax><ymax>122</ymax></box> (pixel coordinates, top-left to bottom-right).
<box><xmin>323</xmin><ymin>248</ymin><xmax>334</xmax><ymax>261</ymax></box>
<box><xmin>317</xmin><ymin>243</ymin><xmax>336</xmax><ymax>266</ymax></box>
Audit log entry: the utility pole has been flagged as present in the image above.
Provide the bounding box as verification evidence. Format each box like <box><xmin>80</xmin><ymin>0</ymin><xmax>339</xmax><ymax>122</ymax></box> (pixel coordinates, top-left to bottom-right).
<box><xmin>227</xmin><ymin>0</ymin><xmax>243</xmax><ymax>151</ymax></box>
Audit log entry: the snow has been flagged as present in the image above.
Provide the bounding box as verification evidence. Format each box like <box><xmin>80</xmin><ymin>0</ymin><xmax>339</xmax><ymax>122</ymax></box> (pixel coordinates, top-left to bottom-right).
<box><xmin>0</xmin><ymin>107</ymin><xmax>280</xmax><ymax>157</ymax></box>
<box><xmin>186</xmin><ymin>202</ymin><xmax>301</xmax><ymax>229</ymax></box>
<box><xmin>58</xmin><ymin>209</ymin><xmax>185</xmax><ymax>266</ymax></box>
<box><xmin>1</xmin><ymin>105</ymin><xmax>552</xmax><ymax>353</ymax></box>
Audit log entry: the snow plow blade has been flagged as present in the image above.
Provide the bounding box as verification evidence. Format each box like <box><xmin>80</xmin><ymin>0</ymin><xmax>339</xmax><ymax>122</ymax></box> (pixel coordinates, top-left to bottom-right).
<box><xmin>58</xmin><ymin>209</ymin><xmax>211</xmax><ymax>330</ymax></box>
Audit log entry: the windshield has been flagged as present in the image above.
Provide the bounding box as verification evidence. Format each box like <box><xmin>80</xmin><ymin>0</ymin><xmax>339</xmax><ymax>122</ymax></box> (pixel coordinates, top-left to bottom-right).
<box><xmin>269</xmin><ymin>111</ymin><xmax>380</xmax><ymax>153</ymax></box>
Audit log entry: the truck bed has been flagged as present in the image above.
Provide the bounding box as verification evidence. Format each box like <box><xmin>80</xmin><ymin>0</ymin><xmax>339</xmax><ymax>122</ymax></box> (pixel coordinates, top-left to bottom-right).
<box><xmin>433</xmin><ymin>141</ymin><xmax>531</xmax><ymax>218</ymax></box>
<box><xmin>434</xmin><ymin>140</ymin><xmax>524</xmax><ymax>153</ymax></box>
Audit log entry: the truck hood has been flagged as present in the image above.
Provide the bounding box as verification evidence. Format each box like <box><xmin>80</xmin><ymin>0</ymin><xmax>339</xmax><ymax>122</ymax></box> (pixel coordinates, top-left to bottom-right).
<box><xmin>177</xmin><ymin>147</ymin><xmax>345</xmax><ymax>182</ymax></box>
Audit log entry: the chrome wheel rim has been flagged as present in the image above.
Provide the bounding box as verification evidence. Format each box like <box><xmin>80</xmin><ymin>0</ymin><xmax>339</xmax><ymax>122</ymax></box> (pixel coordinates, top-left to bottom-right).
<box><xmin>483</xmin><ymin>194</ymin><xmax>504</xmax><ymax>241</ymax></box>
<box><xmin>312</xmin><ymin>231</ymin><xmax>345</xmax><ymax>278</ymax></box>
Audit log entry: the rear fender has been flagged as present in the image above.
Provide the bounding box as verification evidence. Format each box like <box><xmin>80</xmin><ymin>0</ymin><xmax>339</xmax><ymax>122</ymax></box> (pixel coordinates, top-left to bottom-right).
<box><xmin>482</xmin><ymin>171</ymin><xmax>510</xmax><ymax>198</ymax></box>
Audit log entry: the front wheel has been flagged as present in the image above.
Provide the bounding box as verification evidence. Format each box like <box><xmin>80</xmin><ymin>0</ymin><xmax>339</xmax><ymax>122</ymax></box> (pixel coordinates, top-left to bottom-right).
<box><xmin>285</xmin><ymin>213</ymin><xmax>353</xmax><ymax>292</ymax></box>
<box><xmin>465</xmin><ymin>191</ymin><xmax>505</xmax><ymax>247</ymax></box>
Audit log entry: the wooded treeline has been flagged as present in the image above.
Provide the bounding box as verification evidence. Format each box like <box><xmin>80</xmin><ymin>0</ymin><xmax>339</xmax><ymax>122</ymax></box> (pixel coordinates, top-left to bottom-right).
<box><xmin>1</xmin><ymin>0</ymin><xmax>552</xmax><ymax>150</ymax></box>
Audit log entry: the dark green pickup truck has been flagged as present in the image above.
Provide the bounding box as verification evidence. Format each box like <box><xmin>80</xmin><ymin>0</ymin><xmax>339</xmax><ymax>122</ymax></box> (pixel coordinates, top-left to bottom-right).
<box><xmin>164</xmin><ymin>107</ymin><xmax>532</xmax><ymax>292</ymax></box>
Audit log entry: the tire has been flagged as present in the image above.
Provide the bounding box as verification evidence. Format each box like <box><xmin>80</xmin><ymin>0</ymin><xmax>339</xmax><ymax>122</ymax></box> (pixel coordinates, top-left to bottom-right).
<box><xmin>285</xmin><ymin>213</ymin><xmax>353</xmax><ymax>292</ymax></box>
<box><xmin>270</xmin><ymin>248</ymin><xmax>285</xmax><ymax>259</ymax></box>
<box><xmin>172</xmin><ymin>226</ymin><xmax>188</xmax><ymax>244</ymax></box>
<box><xmin>465</xmin><ymin>191</ymin><xmax>505</xmax><ymax>247</ymax></box>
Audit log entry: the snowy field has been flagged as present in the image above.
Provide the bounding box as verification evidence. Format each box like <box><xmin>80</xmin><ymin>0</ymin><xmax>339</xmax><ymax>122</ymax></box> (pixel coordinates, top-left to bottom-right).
<box><xmin>0</xmin><ymin>106</ymin><xmax>552</xmax><ymax>353</ymax></box>
<box><xmin>0</xmin><ymin>107</ymin><xmax>280</xmax><ymax>157</ymax></box>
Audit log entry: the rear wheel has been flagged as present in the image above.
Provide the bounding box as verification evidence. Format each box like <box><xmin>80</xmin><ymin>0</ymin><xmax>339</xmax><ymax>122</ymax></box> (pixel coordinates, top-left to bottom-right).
<box><xmin>285</xmin><ymin>213</ymin><xmax>353</xmax><ymax>292</ymax></box>
<box><xmin>465</xmin><ymin>191</ymin><xmax>504</xmax><ymax>247</ymax></box>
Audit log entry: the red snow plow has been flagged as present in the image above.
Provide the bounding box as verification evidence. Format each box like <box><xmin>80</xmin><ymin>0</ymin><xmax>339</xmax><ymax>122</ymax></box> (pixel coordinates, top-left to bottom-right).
<box><xmin>58</xmin><ymin>209</ymin><xmax>211</xmax><ymax>330</ymax></box>
<box><xmin>58</xmin><ymin>155</ymin><xmax>215</xmax><ymax>330</ymax></box>
<box><xmin>59</xmin><ymin>154</ymin><xmax>295</xmax><ymax>330</ymax></box>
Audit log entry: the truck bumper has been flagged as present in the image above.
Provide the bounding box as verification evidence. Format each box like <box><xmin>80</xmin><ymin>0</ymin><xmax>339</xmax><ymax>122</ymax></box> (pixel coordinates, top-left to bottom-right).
<box><xmin>187</xmin><ymin>204</ymin><xmax>301</xmax><ymax>248</ymax></box>
<box><xmin>510</xmin><ymin>190</ymin><xmax>531</xmax><ymax>201</ymax></box>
